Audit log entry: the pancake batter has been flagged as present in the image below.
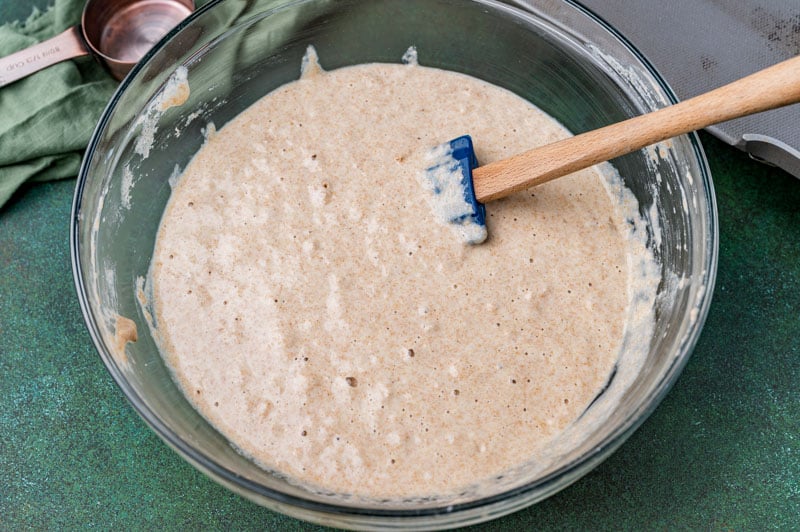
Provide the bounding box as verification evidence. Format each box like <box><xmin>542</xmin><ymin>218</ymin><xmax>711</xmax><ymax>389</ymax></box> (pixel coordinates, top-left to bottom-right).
<box><xmin>148</xmin><ymin>48</ymin><xmax>657</xmax><ymax>499</ymax></box>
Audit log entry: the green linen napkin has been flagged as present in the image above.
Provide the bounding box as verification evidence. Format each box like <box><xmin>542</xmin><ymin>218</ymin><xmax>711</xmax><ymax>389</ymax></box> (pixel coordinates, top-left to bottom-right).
<box><xmin>0</xmin><ymin>0</ymin><xmax>118</xmax><ymax>208</ymax></box>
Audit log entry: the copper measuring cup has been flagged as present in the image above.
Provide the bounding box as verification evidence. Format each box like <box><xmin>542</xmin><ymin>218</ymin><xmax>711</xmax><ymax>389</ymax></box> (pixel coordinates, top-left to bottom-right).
<box><xmin>0</xmin><ymin>0</ymin><xmax>194</xmax><ymax>88</ymax></box>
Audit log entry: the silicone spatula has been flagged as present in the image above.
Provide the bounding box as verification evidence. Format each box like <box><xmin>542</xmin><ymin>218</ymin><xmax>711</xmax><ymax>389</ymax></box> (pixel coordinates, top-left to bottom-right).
<box><xmin>425</xmin><ymin>54</ymin><xmax>800</xmax><ymax>244</ymax></box>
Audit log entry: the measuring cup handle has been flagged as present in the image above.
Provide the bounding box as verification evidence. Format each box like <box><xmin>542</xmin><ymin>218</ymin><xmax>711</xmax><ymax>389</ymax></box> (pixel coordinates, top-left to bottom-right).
<box><xmin>0</xmin><ymin>26</ymin><xmax>91</xmax><ymax>88</ymax></box>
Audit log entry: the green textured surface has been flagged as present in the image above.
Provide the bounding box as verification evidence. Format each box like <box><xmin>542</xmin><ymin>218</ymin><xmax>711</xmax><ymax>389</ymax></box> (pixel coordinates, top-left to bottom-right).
<box><xmin>2</xmin><ymin>5</ymin><xmax>799</xmax><ymax>531</ymax></box>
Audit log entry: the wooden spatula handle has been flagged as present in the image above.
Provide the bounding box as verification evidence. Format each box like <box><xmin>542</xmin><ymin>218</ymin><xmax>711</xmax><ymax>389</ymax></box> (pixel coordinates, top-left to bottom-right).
<box><xmin>473</xmin><ymin>54</ymin><xmax>800</xmax><ymax>203</ymax></box>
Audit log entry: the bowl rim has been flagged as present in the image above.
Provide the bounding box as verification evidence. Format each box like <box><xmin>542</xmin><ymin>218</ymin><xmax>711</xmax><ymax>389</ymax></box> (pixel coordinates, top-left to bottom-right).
<box><xmin>70</xmin><ymin>0</ymin><xmax>718</xmax><ymax>526</ymax></box>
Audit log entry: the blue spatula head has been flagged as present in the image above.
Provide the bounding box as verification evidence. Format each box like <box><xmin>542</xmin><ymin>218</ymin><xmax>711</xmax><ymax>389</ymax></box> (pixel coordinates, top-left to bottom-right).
<box><xmin>422</xmin><ymin>135</ymin><xmax>487</xmax><ymax>244</ymax></box>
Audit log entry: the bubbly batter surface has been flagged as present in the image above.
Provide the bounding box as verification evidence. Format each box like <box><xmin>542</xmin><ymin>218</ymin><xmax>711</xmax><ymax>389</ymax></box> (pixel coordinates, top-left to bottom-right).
<box><xmin>150</xmin><ymin>51</ymin><xmax>654</xmax><ymax>499</ymax></box>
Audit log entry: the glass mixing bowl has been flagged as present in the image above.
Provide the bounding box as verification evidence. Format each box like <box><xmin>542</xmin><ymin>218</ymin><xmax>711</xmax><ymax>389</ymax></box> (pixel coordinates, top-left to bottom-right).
<box><xmin>71</xmin><ymin>0</ymin><xmax>717</xmax><ymax>528</ymax></box>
